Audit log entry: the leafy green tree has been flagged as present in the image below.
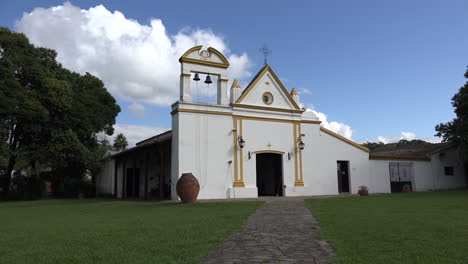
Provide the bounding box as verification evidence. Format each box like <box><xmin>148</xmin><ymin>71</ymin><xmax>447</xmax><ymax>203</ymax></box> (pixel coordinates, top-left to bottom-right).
<box><xmin>113</xmin><ymin>133</ymin><xmax>128</xmax><ymax>152</ymax></box>
<box><xmin>436</xmin><ymin>67</ymin><xmax>468</xmax><ymax>162</ymax></box>
<box><xmin>362</xmin><ymin>139</ymin><xmax>432</xmax><ymax>151</ymax></box>
<box><xmin>0</xmin><ymin>27</ymin><xmax>120</xmax><ymax>199</ymax></box>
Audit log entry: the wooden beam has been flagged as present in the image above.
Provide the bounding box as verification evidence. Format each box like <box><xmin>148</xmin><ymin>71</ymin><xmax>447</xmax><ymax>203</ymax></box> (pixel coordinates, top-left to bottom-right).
<box><xmin>133</xmin><ymin>158</ymin><xmax>137</xmax><ymax>198</ymax></box>
<box><xmin>113</xmin><ymin>158</ymin><xmax>118</xmax><ymax>197</ymax></box>
<box><xmin>159</xmin><ymin>145</ymin><xmax>164</xmax><ymax>199</ymax></box>
<box><xmin>122</xmin><ymin>159</ymin><xmax>127</xmax><ymax>199</ymax></box>
<box><xmin>144</xmin><ymin>152</ymin><xmax>149</xmax><ymax>200</ymax></box>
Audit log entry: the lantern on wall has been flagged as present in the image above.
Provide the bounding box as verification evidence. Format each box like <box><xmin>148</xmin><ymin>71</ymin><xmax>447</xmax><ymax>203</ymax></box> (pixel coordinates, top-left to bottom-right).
<box><xmin>238</xmin><ymin>136</ymin><xmax>245</xmax><ymax>148</ymax></box>
<box><xmin>299</xmin><ymin>140</ymin><xmax>305</xmax><ymax>150</ymax></box>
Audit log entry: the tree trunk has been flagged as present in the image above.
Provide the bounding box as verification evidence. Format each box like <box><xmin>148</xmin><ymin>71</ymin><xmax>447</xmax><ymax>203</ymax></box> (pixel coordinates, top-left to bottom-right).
<box><xmin>2</xmin><ymin>155</ymin><xmax>16</xmax><ymax>200</ymax></box>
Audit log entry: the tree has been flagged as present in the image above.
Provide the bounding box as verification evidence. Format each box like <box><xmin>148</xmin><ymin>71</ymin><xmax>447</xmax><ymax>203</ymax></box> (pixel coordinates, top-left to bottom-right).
<box><xmin>436</xmin><ymin>66</ymin><xmax>468</xmax><ymax>162</ymax></box>
<box><xmin>362</xmin><ymin>139</ymin><xmax>432</xmax><ymax>151</ymax></box>
<box><xmin>0</xmin><ymin>27</ymin><xmax>120</xmax><ymax>199</ymax></box>
<box><xmin>113</xmin><ymin>133</ymin><xmax>128</xmax><ymax>152</ymax></box>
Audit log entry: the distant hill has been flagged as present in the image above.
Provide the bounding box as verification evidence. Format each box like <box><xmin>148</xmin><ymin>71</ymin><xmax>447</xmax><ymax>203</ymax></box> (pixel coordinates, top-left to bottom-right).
<box><xmin>362</xmin><ymin>139</ymin><xmax>433</xmax><ymax>152</ymax></box>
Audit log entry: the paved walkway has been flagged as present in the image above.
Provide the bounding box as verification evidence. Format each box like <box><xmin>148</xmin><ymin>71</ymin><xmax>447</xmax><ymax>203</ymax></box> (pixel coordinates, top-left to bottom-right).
<box><xmin>202</xmin><ymin>197</ymin><xmax>335</xmax><ymax>264</ymax></box>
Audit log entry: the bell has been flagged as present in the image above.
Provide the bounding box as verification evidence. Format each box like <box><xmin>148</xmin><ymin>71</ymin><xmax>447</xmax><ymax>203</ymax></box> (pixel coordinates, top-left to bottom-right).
<box><xmin>204</xmin><ymin>74</ymin><xmax>212</xmax><ymax>84</ymax></box>
<box><xmin>193</xmin><ymin>73</ymin><xmax>200</xmax><ymax>81</ymax></box>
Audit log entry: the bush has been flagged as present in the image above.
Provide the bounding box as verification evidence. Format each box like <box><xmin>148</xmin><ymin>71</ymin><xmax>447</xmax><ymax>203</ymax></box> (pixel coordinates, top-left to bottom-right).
<box><xmin>55</xmin><ymin>177</ymin><xmax>95</xmax><ymax>198</ymax></box>
<box><xmin>9</xmin><ymin>174</ymin><xmax>46</xmax><ymax>200</ymax></box>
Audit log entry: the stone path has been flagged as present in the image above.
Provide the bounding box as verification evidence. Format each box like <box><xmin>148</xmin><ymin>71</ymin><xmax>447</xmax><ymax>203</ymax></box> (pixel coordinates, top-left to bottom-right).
<box><xmin>202</xmin><ymin>197</ymin><xmax>335</xmax><ymax>264</ymax></box>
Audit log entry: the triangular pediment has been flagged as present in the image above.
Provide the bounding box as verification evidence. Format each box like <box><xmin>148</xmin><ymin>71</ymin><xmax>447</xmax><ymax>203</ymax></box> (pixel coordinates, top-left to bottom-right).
<box><xmin>234</xmin><ymin>65</ymin><xmax>301</xmax><ymax>111</ymax></box>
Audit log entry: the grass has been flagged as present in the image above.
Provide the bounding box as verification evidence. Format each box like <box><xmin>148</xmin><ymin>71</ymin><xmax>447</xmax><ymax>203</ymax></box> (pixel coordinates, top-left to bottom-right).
<box><xmin>305</xmin><ymin>190</ymin><xmax>468</xmax><ymax>264</ymax></box>
<box><xmin>0</xmin><ymin>199</ymin><xmax>262</xmax><ymax>264</ymax></box>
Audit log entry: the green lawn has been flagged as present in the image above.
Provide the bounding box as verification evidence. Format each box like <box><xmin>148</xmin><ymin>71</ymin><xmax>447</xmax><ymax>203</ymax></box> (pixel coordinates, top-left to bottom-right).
<box><xmin>305</xmin><ymin>190</ymin><xmax>468</xmax><ymax>264</ymax></box>
<box><xmin>0</xmin><ymin>199</ymin><xmax>262</xmax><ymax>264</ymax></box>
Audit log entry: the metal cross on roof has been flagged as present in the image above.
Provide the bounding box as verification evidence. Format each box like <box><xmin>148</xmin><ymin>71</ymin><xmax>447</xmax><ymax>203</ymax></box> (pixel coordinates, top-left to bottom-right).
<box><xmin>260</xmin><ymin>44</ymin><xmax>272</xmax><ymax>66</ymax></box>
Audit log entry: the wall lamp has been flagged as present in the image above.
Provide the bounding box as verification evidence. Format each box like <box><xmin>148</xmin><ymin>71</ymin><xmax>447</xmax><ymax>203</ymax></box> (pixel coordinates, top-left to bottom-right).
<box><xmin>288</xmin><ymin>152</ymin><xmax>293</xmax><ymax>160</ymax></box>
<box><xmin>248</xmin><ymin>151</ymin><xmax>253</xmax><ymax>160</ymax></box>
<box><xmin>298</xmin><ymin>134</ymin><xmax>305</xmax><ymax>150</ymax></box>
<box><xmin>238</xmin><ymin>136</ymin><xmax>245</xmax><ymax>148</ymax></box>
<box><xmin>299</xmin><ymin>140</ymin><xmax>305</xmax><ymax>150</ymax></box>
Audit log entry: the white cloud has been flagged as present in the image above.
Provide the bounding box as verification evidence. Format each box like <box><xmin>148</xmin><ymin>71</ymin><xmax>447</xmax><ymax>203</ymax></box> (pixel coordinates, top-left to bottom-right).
<box><xmin>111</xmin><ymin>124</ymin><xmax>169</xmax><ymax>147</ymax></box>
<box><xmin>298</xmin><ymin>88</ymin><xmax>312</xmax><ymax>95</ymax></box>
<box><xmin>364</xmin><ymin>131</ymin><xmax>442</xmax><ymax>144</ymax></box>
<box><xmin>305</xmin><ymin>107</ymin><xmax>353</xmax><ymax>139</ymax></box>
<box><xmin>16</xmin><ymin>2</ymin><xmax>252</xmax><ymax>106</ymax></box>
<box><xmin>128</xmin><ymin>102</ymin><xmax>145</xmax><ymax>118</ymax></box>
<box><xmin>377</xmin><ymin>131</ymin><xmax>416</xmax><ymax>144</ymax></box>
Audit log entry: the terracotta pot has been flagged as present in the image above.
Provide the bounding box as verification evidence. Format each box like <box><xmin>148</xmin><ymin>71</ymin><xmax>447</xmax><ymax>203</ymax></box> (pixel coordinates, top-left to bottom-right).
<box><xmin>358</xmin><ymin>190</ymin><xmax>368</xmax><ymax>196</ymax></box>
<box><xmin>78</xmin><ymin>193</ymin><xmax>85</xmax><ymax>199</ymax></box>
<box><xmin>176</xmin><ymin>173</ymin><xmax>200</xmax><ymax>203</ymax></box>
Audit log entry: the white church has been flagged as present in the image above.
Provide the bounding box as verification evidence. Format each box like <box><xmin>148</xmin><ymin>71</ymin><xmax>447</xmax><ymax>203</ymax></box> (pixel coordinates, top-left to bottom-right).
<box><xmin>97</xmin><ymin>46</ymin><xmax>466</xmax><ymax>200</ymax></box>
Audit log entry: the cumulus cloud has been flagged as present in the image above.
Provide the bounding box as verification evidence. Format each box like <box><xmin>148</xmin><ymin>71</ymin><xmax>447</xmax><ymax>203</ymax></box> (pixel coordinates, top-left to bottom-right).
<box><xmin>16</xmin><ymin>2</ymin><xmax>252</xmax><ymax>106</ymax></box>
<box><xmin>372</xmin><ymin>131</ymin><xmax>441</xmax><ymax>144</ymax></box>
<box><xmin>298</xmin><ymin>88</ymin><xmax>312</xmax><ymax>95</ymax></box>
<box><xmin>110</xmin><ymin>124</ymin><xmax>169</xmax><ymax>147</ymax></box>
<box><xmin>304</xmin><ymin>106</ymin><xmax>353</xmax><ymax>139</ymax></box>
<box><xmin>128</xmin><ymin>102</ymin><xmax>145</xmax><ymax>118</ymax></box>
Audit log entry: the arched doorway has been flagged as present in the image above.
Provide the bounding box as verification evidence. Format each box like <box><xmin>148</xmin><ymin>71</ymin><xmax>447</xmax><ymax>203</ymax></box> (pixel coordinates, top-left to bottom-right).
<box><xmin>256</xmin><ymin>153</ymin><xmax>283</xmax><ymax>196</ymax></box>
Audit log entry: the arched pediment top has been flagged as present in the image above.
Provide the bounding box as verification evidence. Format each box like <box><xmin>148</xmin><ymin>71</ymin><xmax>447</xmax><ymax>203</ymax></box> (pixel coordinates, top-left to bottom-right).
<box><xmin>179</xmin><ymin>46</ymin><xmax>230</xmax><ymax>69</ymax></box>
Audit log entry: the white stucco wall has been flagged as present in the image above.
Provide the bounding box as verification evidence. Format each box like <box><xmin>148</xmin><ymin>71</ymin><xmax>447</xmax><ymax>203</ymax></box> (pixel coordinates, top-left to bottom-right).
<box><xmin>368</xmin><ymin>147</ymin><xmax>466</xmax><ymax>192</ymax></box>
<box><xmin>300</xmin><ymin>124</ymin><xmax>372</xmax><ymax>195</ymax></box>
<box><xmin>97</xmin><ymin>159</ymin><xmax>115</xmax><ymax>196</ymax></box>
<box><xmin>171</xmin><ymin>102</ymin><xmax>234</xmax><ymax>200</ymax></box>
<box><xmin>428</xmin><ymin>148</ymin><xmax>466</xmax><ymax>190</ymax></box>
<box><xmin>368</xmin><ymin>160</ymin><xmax>391</xmax><ymax>193</ymax></box>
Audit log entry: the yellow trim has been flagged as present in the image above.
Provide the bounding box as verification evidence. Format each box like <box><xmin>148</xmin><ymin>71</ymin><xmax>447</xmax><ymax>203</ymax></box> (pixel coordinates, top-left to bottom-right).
<box><xmin>255</xmin><ymin>150</ymin><xmax>285</xmax><ymax>155</ymax></box>
<box><xmin>239</xmin><ymin>119</ymin><xmax>244</xmax><ymax>185</ymax></box>
<box><xmin>301</xmin><ymin>120</ymin><xmax>322</xmax><ymax>124</ymax></box>
<box><xmin>262</xmin><ymin>92</ymin><xmax>274</xmax><ymax>105</ymax></box>
<box><xmin>235</xmin><ymin>65</ymin><xmax>301</xmax><ymax>110</ymax></box>
<box><xmin>233</xmin><ymin>117</ymin><xmax>238</xmax><ymax>185</ymax></box>
<box><xmin>233</xmin><ymin>115</ymin><xmax>301</xmax><ymax>124</ymax></box>
<box><xmin>295</xmin><ymin>180</ymin><xmax>305</xmax><ymax>187</ymax></box>
<box><xmin>180</xmin><ymin>73</ymin><xmax>191</xmax><ymax>77</ymax></box>
<box><xmin>299</xmin><ymin>123</ymin><xmax>303</xmax><ymax>183</ymax></box>
<box><xmin>294</xmin><ymin>122</ymin><xmax>303</xmax><ymax>186</ymax></box>
<box><xmin>179</xmin><ymin>46</ymin><xmax>230</xmax><ymax>68</ymax></box>
<box><xmin>320</xmin><ymin>127</ymin><xmax>369</xmax><ymax>152</ymax></box>
<box><xmin>231</xmin><ymin>79</ymin><xmax>241</xmax><ymax>88</ymax></box>
<box><xmin>179</xmin><ymin>58</ymin><xmax>229</xmax><ymax>69</ymax></box>
<box><xmin>370</xmin><ymin>156</ymin><xmax>431</xmax><ymax>162</ymax></box>
<box><xmin>233</xmin><ymin>181</ymin><xmax>245</xmax><ymax>187</ymax></box>
<box><xmin>219</xmin><ymin>79</ymin><xmax>229</xmax><ymax>82</ymax></box>
<box><xmin>171</xmin><ymin>108</ymin><xmax>233</xmax><ymax>116</ymax></box>
<box><xmin>290</xmin><ymin>88</ymin><xmax>298</xmax><ymax>95</ymax></box>
<box><xmin>232</xmin><ymin>103</ymin><xmax>303</xmax><ymax>114</ymax></box>
<box><xmin>207</xmin><ymin>47</ymin><xmax>230</xmax><ymax>65</ymax></box>
<box><xmin>179</xmin><ymin>45</ymin><xmax>203</xmax><ymax>59</ymax></box>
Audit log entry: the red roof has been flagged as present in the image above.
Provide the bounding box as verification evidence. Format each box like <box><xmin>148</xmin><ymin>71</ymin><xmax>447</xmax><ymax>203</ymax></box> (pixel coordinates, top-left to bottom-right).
<box><xmin>111</xmin><ymin>130</ymin><xmax>172</xmax><ymax>158</ymax></box>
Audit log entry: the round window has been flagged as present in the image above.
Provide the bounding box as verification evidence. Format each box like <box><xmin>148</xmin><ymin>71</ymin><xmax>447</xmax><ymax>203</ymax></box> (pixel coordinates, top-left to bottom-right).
<box><xmin>262</xmin><ymin>92</ymin><xmax>274</xmax><ymax>105</ymax></box>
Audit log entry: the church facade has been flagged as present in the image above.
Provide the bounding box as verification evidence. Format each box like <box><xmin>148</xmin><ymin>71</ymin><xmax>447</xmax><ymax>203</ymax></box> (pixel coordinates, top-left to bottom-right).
<box><xmin>97</xmin><ymin>46</ymin><xmax>466</xmax><ymax>200</ymax></box>
<box><xmin>171</xmin><ymin>46</ymin><xmax>373</xmax><ymax>199</ymax></box>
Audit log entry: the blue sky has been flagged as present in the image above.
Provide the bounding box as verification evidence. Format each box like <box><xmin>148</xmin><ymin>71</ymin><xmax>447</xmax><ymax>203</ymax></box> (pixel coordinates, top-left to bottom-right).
<box><xmin>1</xmin><ymin>0</ymin><xmax>467</xmax><ymax>145</ymax></box>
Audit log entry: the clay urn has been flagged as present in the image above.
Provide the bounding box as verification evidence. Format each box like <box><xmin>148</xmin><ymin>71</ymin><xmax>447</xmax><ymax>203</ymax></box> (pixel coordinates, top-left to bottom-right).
<box><xmin>176</xmin><ymin>173</ymin><xmax>200</xmax><ymax>203</ymax></box>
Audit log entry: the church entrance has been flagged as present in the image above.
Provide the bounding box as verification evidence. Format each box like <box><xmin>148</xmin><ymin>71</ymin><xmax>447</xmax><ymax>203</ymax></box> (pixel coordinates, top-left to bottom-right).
<box><xmin>256</xmin><ymin>153</ymin><xmax>283</xmax><ymax>196</ymax></box>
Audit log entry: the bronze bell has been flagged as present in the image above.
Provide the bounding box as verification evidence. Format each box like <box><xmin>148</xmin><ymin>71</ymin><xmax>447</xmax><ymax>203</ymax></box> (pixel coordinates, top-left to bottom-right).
<box><xmin>193</xmin><ymin>73</ymin><xmax>200</xmax><ymax>81</ymax></box>
<box><xmin>204</xmin><ymin>74</ymin><xmax>212</xmax><ymax>84</ymax></box>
